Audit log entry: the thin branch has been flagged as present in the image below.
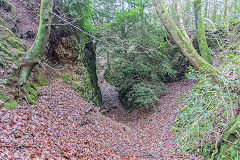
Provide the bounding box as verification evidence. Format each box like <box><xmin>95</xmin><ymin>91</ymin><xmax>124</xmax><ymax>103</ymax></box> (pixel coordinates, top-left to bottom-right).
<box><xmin>218</xmin><ymin>136</ymin><xmax>240</xmax><ymax>147</ymax></box>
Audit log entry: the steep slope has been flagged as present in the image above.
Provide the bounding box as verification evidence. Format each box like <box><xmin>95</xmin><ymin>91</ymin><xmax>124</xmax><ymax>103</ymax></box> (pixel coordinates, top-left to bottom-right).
<box><xmin>0</xmin><ymin>76</ymin><xmax>202</xmax><ymax>159</ymax></box>
<box><xmin>0</xmin><ymin>0</ymin><xmax>203</xmax><ymax>159</ymax></box>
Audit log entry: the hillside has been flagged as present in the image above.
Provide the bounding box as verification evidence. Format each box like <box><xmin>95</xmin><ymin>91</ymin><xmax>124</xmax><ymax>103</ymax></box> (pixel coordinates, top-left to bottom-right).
<box><xmin>0</xmin><ymin>0</ymin><xmax>240</xmax><ymax>159</ymax></box>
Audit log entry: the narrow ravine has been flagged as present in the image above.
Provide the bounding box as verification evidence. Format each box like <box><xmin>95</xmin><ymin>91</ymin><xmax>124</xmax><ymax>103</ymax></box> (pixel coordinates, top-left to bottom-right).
<box><xmin>97</xmin><ymin>56</ymin><xmax>202</xmax><ymax>159</ymax></box>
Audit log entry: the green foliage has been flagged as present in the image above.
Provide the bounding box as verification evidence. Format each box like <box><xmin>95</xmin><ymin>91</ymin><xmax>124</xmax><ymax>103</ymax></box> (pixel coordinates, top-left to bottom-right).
<box><xmin>58</xmin><ymin>0</ymin><xmax>93</xmax><ymax>34</ymax></box>
<box><xmin>61</xmin><ymin>73</ymin><xmax>73</xmax><ymax>85</ymax></box>
<box><xmin>214</xmin><ymin>114</ymin><xmax>240</xmax><ymax>160</ymax></box>
<box><xmin>105</xmin><ymin>49</ymin><xmax>176</xmax><ymax>110</ymax></box>
<box><xmin>95</xmin><ymin>7</ymin><xmax>141</xmax><ymax>30</ymax></box>
<box><xmin>96</xmin><ymin>0</ymin><xmax>187</xmax><ymax>111</ymax></box>
<box><xmin>174</xmin><ymin>51</ymin><xmax>240</xmax><ymax>158</ymax></box>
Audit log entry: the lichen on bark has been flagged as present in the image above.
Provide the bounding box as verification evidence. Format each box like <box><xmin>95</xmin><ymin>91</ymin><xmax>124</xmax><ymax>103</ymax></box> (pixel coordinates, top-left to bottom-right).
<box><xmin>18</xmin><ymin>0</ymin><xmax>53</xmax><ymax>86</ymax></box>
<box><xmin>213</xmin><ymin>114</ymin><xmax>240</xmax><ymax>159</ymax></box>
<box><xmin>152</xmin><ymin>0</ymin><xmax>221</xmax><ymax>81</ymax></box>
<box><xmin>194</xmin><ymin>0</ymin><xmax>213</xmax><ymax>64</ymax></box>
<box><xmin>81</xmin><ymin>38</ymin><xmax>102</xmax><ymax>106</ymax></box>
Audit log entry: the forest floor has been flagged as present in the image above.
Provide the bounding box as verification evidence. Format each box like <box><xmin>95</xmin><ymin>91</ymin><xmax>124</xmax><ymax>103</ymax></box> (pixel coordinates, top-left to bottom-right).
<box><xmin>0</xmin><ymin>67</ymin><xmax>201</xmax><ymax>159</ymax></box>
<box><xmin>0</xmin><ymin>1</ymin><xmax>203</xmax><ymax>159</ymax></box>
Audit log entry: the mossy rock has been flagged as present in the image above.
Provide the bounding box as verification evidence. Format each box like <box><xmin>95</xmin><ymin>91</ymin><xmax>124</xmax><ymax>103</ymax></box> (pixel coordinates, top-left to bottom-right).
<box><xmin>0</xmin><ymin>92</ymin><xmax>18</xmax><ymax>109</ymax></box>
<box><xmin>0</xmin><ymin>25</ymin><xmax>24</xmax><ymax>50</ymax></box>
<box><xmin>4</xmin><ymin>98</ymin><xmax>17</xmax><ymax>109</ymax></box>
<box><xmin>0</xmin><ymin>25</ymin><xmax>25</xmax><ymax>68</ymax></box>
<box><xmin>23</xmin><ymin>83</ymin><xmax>39</xmax><ymax>105</ymax></box>
<box><xmin>34</xmin><ymin>75</ymin><xmax>49</xmax><ymax>87</ymax></box>
<box><xmin>62</xmin><ymin>71</ymin><xmax>102</xmax><ymax>106</ymax></box>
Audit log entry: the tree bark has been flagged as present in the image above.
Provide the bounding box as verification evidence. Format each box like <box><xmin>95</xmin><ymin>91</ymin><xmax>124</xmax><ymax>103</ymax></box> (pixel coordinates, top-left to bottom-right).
<box><xmin>18</xmin><ymin>0</ymin><xmax>53</xmax><ymax>86</ymax></box>
<box><xmin>194</xmin><ymin>0</ymin><xmax>212</xmax><ymax>63</ymax></box>
<box><xmin>212</xmin><ymin>0</ymin><xmax>217</xmax><ymax>23</ymax></box>
<box><xmin>173</xmin><ymin>0</ymin><xmax>191</xmax><ymax>43</ymax></box>
<box><xmin>152</xmin><ymin>0</ymin><xmax>220</xmax><ymax>77</ymax></box>
<box><xmin>231</xmin><ymin>38</ymin><xmax>240</xmax><ymax>50</ymax></box>
<box><xmin>204</xmin><ymin>0</ymin><xmax>208</xmax><ymax>18</ymax></box>
<box><xmin>82</xmin><ymin>37</ymin><xmax>102</xmax><ymax>106</ymax></box>
<box><xmin>223</xmin><ymin>0</ymin><xmax>228</xmax><ymax>21</ymax></box>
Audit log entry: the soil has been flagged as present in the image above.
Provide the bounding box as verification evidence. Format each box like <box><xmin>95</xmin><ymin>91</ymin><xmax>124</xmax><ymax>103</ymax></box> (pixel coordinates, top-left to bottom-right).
<box><xmin>97</xmin><ymin>56</ymin><xmax>201</xmax><ymax>159</ymax></box>
<box><xmin>0</xmin><ymin>70</ymin><xmax>201</xmax><ymax>159</ymax></box>
<box><xmin>8</xmin><ymin>0</ymin><xmax>39</xmax><ymax>48</ymax></box>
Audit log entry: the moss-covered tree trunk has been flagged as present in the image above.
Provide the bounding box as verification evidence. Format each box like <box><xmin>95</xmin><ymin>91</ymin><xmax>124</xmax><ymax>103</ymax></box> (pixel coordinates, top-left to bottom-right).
<box><xmin>223</xmin><ymin>0</ymin><xmax>228</xmax><ymax>21</ymax></box>
<box><xmin>213</xmin><ymin>114</ymin><xmax>240</xmax><ymax>159</ymax></box>
<box><xmin>152</xmin><ymin>0</ymin><xmax>219</xmax><ymax>77</ymax></box>
<box><xmin>231</xmin><ymin>39</ymin><xmax>240</xmax><ymax>50</ymax></box>
<box><xmin>204</xmin><ymin>0</ymin><xmax>208</xmax><ymax>18</ymax></box>
<box><xmin>82</xmin><ymin>37</ymin><xmax>102</xmax><ymax>106</ymax></box>
<box><xmin>194</xmin><ymin>0</ymin><xmax>212</xmax><ymax>63</ymax></box>
<box><xmin>212</xmin><ymin>0</ymin><xmax>217</xmax><ymax>23</ymax></box>
<box><xmin>18</xmin><ymin>0</ymin><xmax>53</xmax><ymax>86</ymax></box>
<box><xmin>173</xmin><ymin>0</ymin><xmax>191</xmax><ymax>43</ymax></box>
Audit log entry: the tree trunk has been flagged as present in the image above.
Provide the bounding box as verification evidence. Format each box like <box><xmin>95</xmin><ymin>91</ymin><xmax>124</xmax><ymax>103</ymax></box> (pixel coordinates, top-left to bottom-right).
<box><xmin>204</xmin><ymin>0</ymin><xmax>208</xmax><ymax>18</ymax></box>
<box><xmin>223</xmin><ymin>0</ymin><xmax>228</xmax><ymax>21</ymax></box>
<box><xmin>231</xmin><ymin>39</ymin><xmax>240</xmax><ymax>50</ymax></box>
<box><xmin>212</xmin><ymin>0</ymin><xmax>217</xmax><ymax>23</ymax></box>
<box><xmin>173</xmin><ymin>0</ymin><xmax>191</xmax><ymax>43</ymax></box>
<box><xmin>152</xmin><ymin>0</ymin><xmax>220</xmax><ymax>77</ymax></box>
<box><xmin>194</xmin><ymin>0</ymin><xmax>212</xmax><ymax>63</ymax></box>
<box><xmin>82</xmin><ymin>38</ymin><xmax>102</xmax><ymax>106</ymax></box>
<box><xmin>18</xmin><ymin>0</ymin><xmax>53</xmax><ymax>86</ymax></box>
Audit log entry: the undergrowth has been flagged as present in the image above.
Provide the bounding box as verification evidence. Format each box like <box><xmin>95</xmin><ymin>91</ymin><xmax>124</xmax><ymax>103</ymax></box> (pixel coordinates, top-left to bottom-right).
<box><xmin>104</xmin><ymin>49</ymin><xmax>176</xmax><ymax>111</ymax></box>
<box><xmin>174</xmin><ymin>49</ymin><xmax>240</xmax><ymax>158</ymax></box>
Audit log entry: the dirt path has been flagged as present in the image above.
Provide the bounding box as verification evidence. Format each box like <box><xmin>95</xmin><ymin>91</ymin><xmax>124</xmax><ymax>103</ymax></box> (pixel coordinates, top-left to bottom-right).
<box><xmin>0</xmin><ymin>56</ymin><xmax>201</xmax><ymax>159</ymax></box>
<box><xmin>98</xmin><ymin>61</ymin><xmax>123</xmax><ymax>112</ymax></box>
<box><xmin>97</xmin><ymin>56</ymin><xmax>201</xmax><ymax>159</ymax></box>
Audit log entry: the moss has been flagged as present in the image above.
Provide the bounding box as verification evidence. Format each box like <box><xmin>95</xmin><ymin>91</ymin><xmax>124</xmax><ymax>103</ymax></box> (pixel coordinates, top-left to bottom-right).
<box><xmin>62</xmin><ymin>73</ymin><xmax>73</xmax><ymax>85</ymax></box>
<box><xmin>82</xmin><ymin>41</ymin><xmax>102</xmax><ymax>106</ymax></box>
<box><xmin>0</xmin><ymin>17</ymin><xmax>5</xmax><ymax>26</ymax></box>
<box><xmin>0</xmin><ymin>25</ymin><xmax>25</xmax><ymax>67</ymax></box>
<box><xmin>194</xmin><ymin>0</ymin><xmax>212</xmax><ymax>64</ymax></box>
<box><xmin>214</xmin><ymin>114</ymin><xmax>240</xmax><ymax>159</ymax></box>
<box><xmin>23</xmin><ymin>83</ymin><xmax>39</xmax><ymax>105</ymax></box>
<box><xmin>0</xmin><ymin>92</ymin><xmax>17</xmax><ymax>109</ymax></box>
<box><xmin>25</xmin><ymin>94</ymin><xmax>37</xmax><ymax>105</ymax></box>
<box><xmin>4</xmin><ymin>98</ymin><xmax>17</xmax><ymax>109</ymax></box>
<box><xmin>34</xmin><ymin>75</ymin><xmax>49</xmax><ymax>87</ymax></box>
<box><xmin>0</xmin><ymin>25</ymin><xmax>24</xmax><ymax>50</ymax></box>
<box><xmin>50</xmin><ymin>71</ymin><xmax>58</xmax><ymax>78</ymax></box>
<box><xmin>112</xmin><ymin>106</ymin><xmax>118</xmax><ymax>109</ymax></box>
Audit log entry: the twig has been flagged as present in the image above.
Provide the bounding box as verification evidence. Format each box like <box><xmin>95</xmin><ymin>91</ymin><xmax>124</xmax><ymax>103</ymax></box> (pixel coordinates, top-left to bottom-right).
<box><xmin>38</xmin><ymin>60</ymin><xmax>67</xmax><ymax>71</ymax></box>
<box><xmin>0</xmin><ymin>144</ymin><xmax>37</xmax><ymax>149</ymax></box>
<box><xmin>24</xmin><ymin>96</ymin><xmax>29</xmax><ymax>105</ymax></box>
<box><xmin>218</xmin><ymin>136</ymin><xmax>240</xmax><ymax>147</ymax></box>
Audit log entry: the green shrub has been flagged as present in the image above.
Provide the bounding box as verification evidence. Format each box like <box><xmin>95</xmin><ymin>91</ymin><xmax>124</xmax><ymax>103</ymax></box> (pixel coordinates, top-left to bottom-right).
<box><xmin>105</xmin><ymin>50</ymin><xmax>175</xmax><ymax>110</ymax></box>
<box><xmin>174</xmin><ymin>50</ymin><xmax>240</xmax><ymax>158</ymax></box>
